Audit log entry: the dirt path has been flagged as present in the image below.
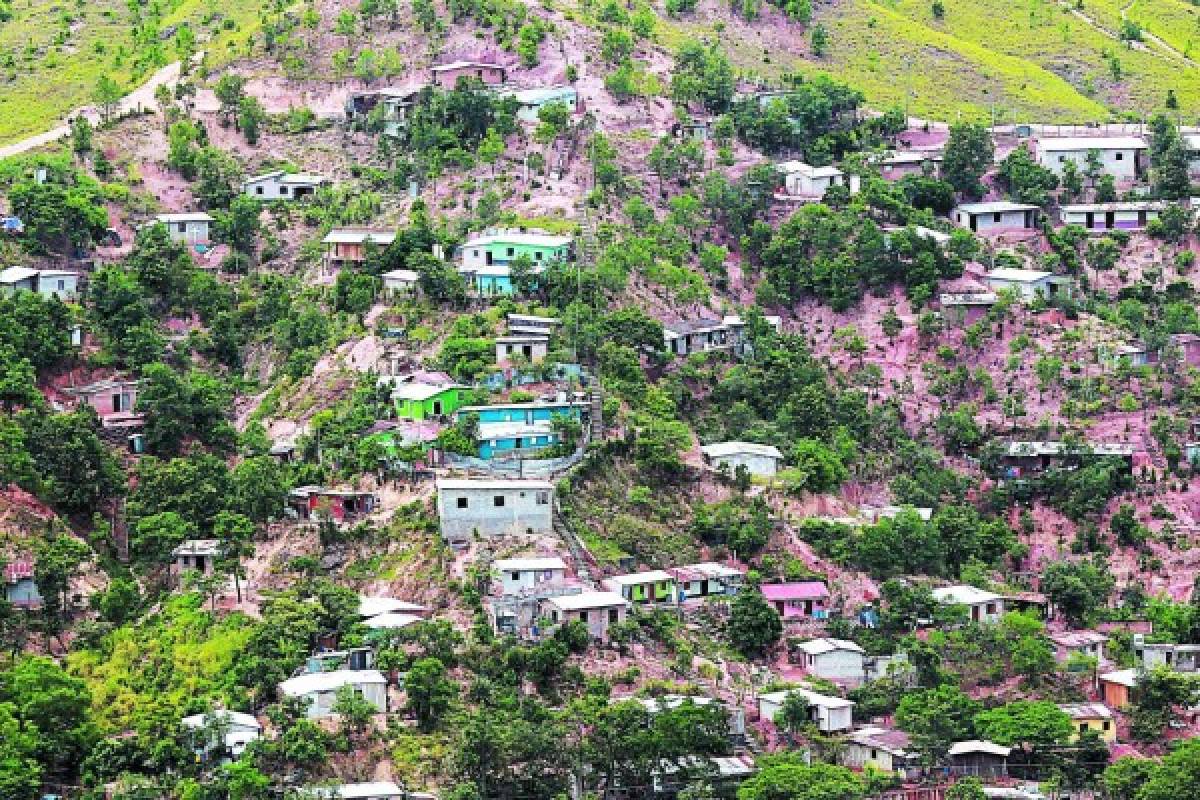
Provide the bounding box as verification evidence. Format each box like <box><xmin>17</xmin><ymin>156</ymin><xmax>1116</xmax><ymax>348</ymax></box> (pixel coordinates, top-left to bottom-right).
<box><xmin>1120</xmin><ymin>0</ymin><xmax>1195</xmax><ymax>65</ymax></box>
<box><xmin>1051</xmin><ymin>0</ymin><xmax>1194</xmax><ymax>66</ymax></box>
<box><xmin>0</xmin><ymin>58</ymin><xmax>190</xmax><ymax>158</ymax></box>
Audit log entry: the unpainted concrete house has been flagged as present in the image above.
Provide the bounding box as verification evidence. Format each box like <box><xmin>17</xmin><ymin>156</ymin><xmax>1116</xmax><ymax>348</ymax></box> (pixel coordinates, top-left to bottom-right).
<box><xmin>1035</xmin><ymin>135</ymin><xmax>1147</xmax><ymax>181</ymax></box>
<box><xmin>436</xmin><ymin>478</ymin><xmax>555</xmax><ymax>543</ymax></box>
<box><xmin>952</xmin><ymin>202</ymin><xmax>1039</xmax><ymax>234</ymax></box>
<box><xmin>699</xmin><ymin>441</ymin><xmax>784</xmax><ymax>478</ymax></box>
<box><xmin>430</xmin><ymin>60</ymin><xmax>507</xmax><ymax>89</ymax></box>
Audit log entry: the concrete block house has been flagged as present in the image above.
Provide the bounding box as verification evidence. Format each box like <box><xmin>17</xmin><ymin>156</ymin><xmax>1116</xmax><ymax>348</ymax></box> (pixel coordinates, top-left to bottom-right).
<box><xmin>0</xmin><ymin>267</ymin><xmax>80</xmax><ymax>300</ymax></box>
<box><xmin>777</xmin><ymin>161</ymin><xmax>860</xmax><ymax>198</ymax></box>
<box><xmin>63</xmin><ymin>378</ymin><xmax>142</xmax><ymax>425</ymax></box>
<box><xmin>474</xmin><ymin>420</ymin><xmax>559</xmax><ymax>459</ymax></box>
<box><xmin>430</xmin><ymin>60</ymin><xmax>507</xmax><ymax>89</ymax></box>
<box><xmin>760</xmin><ymin>581</ymin><xmax>830</xmax><ymax>619</ymax></box>
<box><xmin>493</xmin><ymin>556</ymin><xmax>567</xmax><ymax>595</ymax></box>
<box><xmin>984</xmin><ymin>268</ymin><xmax>1071</xmax><ymax>302</ymax></box>
<box><xmin>602</xmin><ymin>570</ymin><xmax>679</xmax><ymax>606</ymax></box>
<box><xmin>540</xmin><ymin>590</ymin><xmax>629</xmax><ymax>641</ymax></box>
<box><xmin>4</xmin><ymin>560</ymin><xmax>41</xmax><ymax>609</ymax></box>
<box><xmin>495</xmin><ymin>334</ymin><xmax>550</xmax><ymax>364</ymax></box>
<box><xmin>699</xmin><ymin>441</ymin><xmax>784</xmax><ymax>478</ymax></box>
<box><xmin>663</xmin><ymin>318</ymin><xmax>733</xmax><ymax>356</ymax></box>
<box><xmin>505</xmin><ymin>86</ymin><xmax>579</xmax><ymax>122</ymax></box>
<box><xmin>322</xmin><ymin>228</ymin><xmax>396</xmax><ymax>269</ymax></box>
<box><xmin>670</xmin><ymin>562</ymin><xmax>745</xmax><ymax>600</ymax></box>
<box><xmin>1060</xmin><ymin>201</ymin><xmax>1164</xmax><ymax>232</ymax></box>
<box><xmin>874</xmin><ymin>150</ymin><xmax>942</xmax><ymax>181</ymax></box>
<box><xmin>156</xmin><ymin>213</ymin><xmax>214</xmax><ymax>245</ymax></box>
<box><xmin>1048</xmin><ymin>630</ymin><xmax>1109</xmax><ymax>664</ymax></box>
<box><xmin>171</xmin><ymin>539</ymin><xmax>220</xmax><ymax>585</ymax></box>
<box><xmin>932</xmin><ymin>585</ymin><xmax>1004</xmax><ymax>624</ymax></box>
<box><xmin>1035</xmin><ymin>135</ymin><xmax>1147</xmax><ymax>182</ymax></box>
<box><xmin>436</xmin><ymin>478</ymin><xmax>554</xmax><ymax>543</ymax></box>
<box><xmin>793</xmin><ymin>637</ymin><xmax>867</xmax><ymax>682</ymax></box>
<box><xmin>842</xmin><ymin>727</ymin><xmax>919</xmax><ymax>775</ymax></box>
<box><xmin>758</xmin><ymin>687</ymin><xmax>854</xmax><ymax>733</ymax></box>
<box><xmin>241</xmin><ymin>171</ymin><xmax>330</xmax><ymax>200</ymax></box>
<box><xmin>952</xmin><ymin>202</ymin><xmax>1039</xmax><ymax>234</ymax></box>
<box><xmin>278</xmin><ymin>670</ymin><xmax>388</xmax><ymax>718</ymax></box>
<box><xmin>392</xmin><ymin>382</ymin><xmax>469</xmax><ymax>420</ymax></box>
<box><xmin>287</xmin><ymin>487</ymin><xmax>378</xmax><ymax>522</ymax></box>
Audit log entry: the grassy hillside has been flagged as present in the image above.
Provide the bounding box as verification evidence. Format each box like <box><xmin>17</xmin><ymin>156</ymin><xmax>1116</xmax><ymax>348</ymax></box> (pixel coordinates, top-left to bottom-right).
<box><xmin>0</xmin><ymin>0</ymin><xmax>263</xmax><ymax>145</ymax></box>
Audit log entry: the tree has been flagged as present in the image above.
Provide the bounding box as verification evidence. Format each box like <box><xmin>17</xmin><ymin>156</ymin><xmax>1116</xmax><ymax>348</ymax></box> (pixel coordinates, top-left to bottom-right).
<box><xmin>973</xmin><ymin>701</ymin><xmax>1072</xmax><ymax>749</ymax></box>
<box><xmin>214</xmin><ymin>194</ymin><xmax>262</xmax><ymax>270</ymax></box>
<box><xmin>405</xmin><ymin>657</ymin><xmax>456</xmax><ymax>731</ymax></box>
<box><xmin>214</xmin><ymin>73</ymin><xmax>247</xmax><ymax>124</ymax></box>
<box><xmin>1041</xmin><ymin>560</ymin><xmax>1112</xmax><ymax>627</ymax></box>
<box><xmin>1102</xmin><ymin>756</ymin><xmax>1156</xmax><ymax>800</ymax></box>
<box><xmin>942</xmin><ymin>122</ymin><xmax>994</xmax><ymax>197</ymax></box>
<box><xmin>0</xmin><ymin>656</ymin><xmax>95</xmax><ymax>772</ymax></box>
<box><xmin>71</xmin><ymin>116</ymin><xmax>93</xmax><ymax>157</ymax></box>
<box><xmin>333</xmin><ymin>684</ymin><xmax>378</xmax><ymax>743</ymax></box>
<box><xmin>1138</xmin><ymin>738</ymin><xmax>1200</xmax><ymax>800</ymax></box>
<box><xmin>775</xmin><ymin>691</ymin><xmax>811</xmax><ymax>741</ymax></box>
<box><xmin>237</xmin><ymin>96</ymin><xmax>267</xmax><ymax>145</ymax></box>
<box><xmin>810</xmin><ymin>24</ymin><xmax>829</xmax><ymax>56</ymax></box>
<box><xmin>895</xmin><ymin>685</ymin><xmax>981</xmax><ymax>763</ymax></box>
<box><xmin>737</xmin><ymin>756</ymin><xmax>864</xmax><ymax>800</ymax></box>
<box><xmin>192</xmin><ymin>147</ymin><xmax>243</xmax><ymax>209</ymax></box>
<box><xmin>0</xmin><ymin>703</ymin><xmax>40</xmax><ymax>800</ymax></box>
<box><xmin>728</xmin><ymin>588</ymin><xmax>782</xmax><ymax>658</ymax></box>
<box><xmin>94</xmin><ymin>75</ymin><xmax>123</xmax><ymax>123</ymax></box>
<box><xmin>0</xmin><ymin>349</ymin><xmax>40</xmax><ymax>412</ymax></box>
<box><xmin>944</xmin><ymin>778</ymin><xmax>986</xmax><ymax>800</ymax></box>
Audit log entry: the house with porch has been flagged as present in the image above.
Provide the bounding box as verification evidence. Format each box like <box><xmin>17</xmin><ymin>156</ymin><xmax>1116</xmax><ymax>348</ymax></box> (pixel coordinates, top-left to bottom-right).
<box><xmin>436</xmin><ymin>478</ymin><xmax>555</xmax><ymax>543</ymax></box>
<box><xmin>507</xmin><ymin>313</ymin><xmax>560</xmax><ymax>335</ymax></box>
<box><xmin>456</xmin><ymin>399</ymin><xmax>588</xmax><ymax>425</ymax></box>
<box><xmin>932</xmin><ymin>585</ymin><xmax>1004</xmax><ymax>624</ymax></box>
<box><xmin>540</xmin><ymin>590</ymin><xmax>629</xmax><ymax>641</ymax></box>
<box><xmin>430</xmin><ymin>60</ymin><xmax>507</xmax><ymax>88</ymax></box>
<box><xmin>760</xmin><ymin>581</ymin><xmax>830</xmax><ymax>619</ymax></box>
<box><xmin>171</xmin><ymin>539</ymin><xmax>220</xmax><ymax>584</ymax></box>
<box><xmin>392</xmin><ymin>382</ymin><xmax>469</xmax><ymax>420</ymax></box>
<box><xmin>999</xmin><ymin>441</ymin><xmax>1135</xmax><ymax>477</ymax></box>
<box><xmin>947</xmin><ymin>740</ymin><xmax>1011</xmax><ymax>778</ymax></box>
<box><xmin>602</xmin><ymin>570</ymin><xmax>679</xmax><ymax>606</ymax></box>
<box><xmin>287</xmin><ymin>487</ymin><xmax>378</xmax><ymax>522</ymax></box>
<box><xmin>952</xmin><ymin>202</ymin><xmax>1039</xmax><ymax>234</ymax></box>
<box><xmin>700</xmin><ymin>441</ymin><xmax>784</xmax><ymax>478</ymax></box>
<box><xmin>663</xmin><ymin>318</ymin><xmax>733</xmax><ymax>356</ymax></box>
<box><xmin>3</xmin><ymin>560</ymin><xmax>41</xmax><ymax>609</ymax></box>
<box><xmin>0</xmin><ymin>266</ymin><xmax>80</xmax><ymax>300</ymax></box>
<box><xmin>496</xmin><ymin>334</ymin><xmax>550</xmax><ymax>364</ymax></box>
<box><xmin>670</xmin><ymin>562</ymin><xmax>745</xmax><ymax>600</ymax></box>
<box><xmin>776</xmin><ymin>161</ymin><xmax>860</xmax><ymax>198</ymax></box>
<box><xmin>758</xmin><ymin>686</ymin><xmax>854</xmax><ymax>733</ymax></box>
<box><xmin>873</xmin><ymin>150</ymin><xmax>943</xmax><ymax>181</ymax></box>
<box><xmin>1035</xmin><ymin>135</ymin><xmax>1147</xmax><ymax>181</ymax></box>
<box><xmin>322</xmin><ymin>228</ymin><xmax>396</xmax><ymax>269</ymax></box>
<box><xmin>156</xmin><ymin>212</ymin><xmax>214</xmax><ymax>245</ymax></box>
<box><xmin>475</xmin><ymin>420</ymin><xmax>559</xmax><ymax>459</ymax></box>
<box><xmin>1060</xmin><ymin>201</ymin><xmax>1164</xmax><ymax>232</ymax></box>
<box><xmin>241</xmin><ymin>170</ymin><xmax>330</xmax><ymax>200</ymax></box>
<box><xmin>382</xmin><ymin>269</ymin><xmax>419</xmax><ymax>297</ymax></box>
<box><xmin>278</xmin><ymin>669</ymin><xmax>388</xmax><ymax>718</ymax></box>
<box><xmin>939</xmin><ymin>292</ymin><xmax>997</xmax><ymax>326</ymax></box>
<box><xmin>493</xmin><ymin>556</ymin><xmax>568</xmax><ymax>595</ymax></box>
<box><xmin>841</xmin><ymin>727</ymin><xmax>919</xmax><ymax>776</ymax></box>
<box><xmin>984</xmin><ymin>268</ymin><xmax>1071</xmax><ymax>302</ymax></box>
<box><xmin>62</xmin><ymin>378</ymin><xmax>142</xmax><ymax>426</ymax></box>
<box><xmin>1134</xmin><ymin>636</ymin><xmax>1200</xmax><ymax>672</ymax></box>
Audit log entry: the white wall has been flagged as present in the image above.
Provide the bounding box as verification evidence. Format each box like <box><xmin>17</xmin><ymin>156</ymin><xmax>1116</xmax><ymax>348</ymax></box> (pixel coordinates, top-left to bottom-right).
<box><xmin>711</xmin><ymin>453</ymin><xmax>779</xmax><ymax>478</ymax></box>
<box><xmin>1039</xmin><ymin>147</ymin><xmax>1140</xmax><ymax>180</ymax></box>
<box><xmin>498</xmin><ymin>567</ymin><xmax>564</xmax><ymax>595</ymax></box>
<box><xmin>438</xmin><ymin>487</ymin><xmax>555</xmax><ymax>542</ymax></box>
<box><xmin>808</xmin><ymin>650</ymin><xmax>866</xmax><ymax>682</ymax></box>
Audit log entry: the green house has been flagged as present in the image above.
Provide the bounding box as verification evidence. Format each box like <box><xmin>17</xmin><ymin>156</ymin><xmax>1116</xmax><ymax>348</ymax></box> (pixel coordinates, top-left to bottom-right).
<box><xmin>603</xmin><ymin>570</ymin><xmax>679</xmax><ymax>605</ymax></box>
<box><xmin>392</xmin><ymin>382</ymin><xmax>469</xmax><ymax>420</ymax></box>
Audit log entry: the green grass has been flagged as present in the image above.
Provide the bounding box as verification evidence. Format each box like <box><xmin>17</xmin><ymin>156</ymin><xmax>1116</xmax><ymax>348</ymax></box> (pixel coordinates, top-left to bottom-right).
<box><xmin>1120</xmin><ymin>0</ymin><xmax>1200</xmax><ymax>57</ymax></box>
<box><xmin>0</xmin><ymin>0</ymin><xmax>264</xmax><ymax>145</ymax></box>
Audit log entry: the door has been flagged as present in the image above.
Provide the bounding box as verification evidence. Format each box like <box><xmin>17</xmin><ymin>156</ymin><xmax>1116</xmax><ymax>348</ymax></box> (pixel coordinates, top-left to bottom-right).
<box><xmin>485</xmin><ymin>250</ymin><xmax>493</xmax><ymax>265</ymax></box>
<box><xmin>1105</xmin><ymin>211</ymin><xmax>1115</xmax><ymax>229</ymax></box>
<box><xmin>1085</xmin><ymin>212</ymin><xmax>1094</xmax><ymax>228</ymax></box>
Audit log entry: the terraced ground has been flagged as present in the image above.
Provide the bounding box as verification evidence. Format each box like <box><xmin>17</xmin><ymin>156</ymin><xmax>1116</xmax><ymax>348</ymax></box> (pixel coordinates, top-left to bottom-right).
<box><xmin>0</xmin><ymin>0</ymin><xmax>263</xmax><ymax>145</ymax></box>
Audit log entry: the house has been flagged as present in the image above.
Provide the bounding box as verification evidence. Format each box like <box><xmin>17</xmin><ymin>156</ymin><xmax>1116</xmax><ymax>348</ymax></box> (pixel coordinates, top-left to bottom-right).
<box><xmin>758</xmin><ymin>686</ymin><xmax>854</xmax><ymax>733</ymax></box>
<box><xmin>382</xmin><ymin>269</ymin><xmax>419</xmax><ymax>297</ymax></box>
<box><xmin>287</xmin><ymin>487</ymin><xmax>378</xmax><ymax>522</ymax></box>
<box><xmin>932</xmin><ymin>585</ymin><xmax>1004</xmax><ymax>624</ymax></box>
<box><xmin>436</xmin><ymin>478</ymin><xmax>555</xmax><ymax>543</ymax></box>
<box><xmin>0</xmin><ymin>267</ymin><xmax>80</xmax><ymax>300</ymax></box>
<box><xmin>496</xmin><ymin>334</ymin><xmax>550</xmax><ymax>364</ymax></box>
<box><xmin>540</xmin><ymin>590</ymin><xmax>629</xmax><ymax>641</ymax></box>
<box><xmin>345</xmin><ymin>87</ymin><xmax>423</xmax><ymax>134</ymax></box>
<box><xmin>842</xmin><ymin>727</ymin><xmax>920</xmax><ymax>775</ymax></box>
<box><xmin>670</xmin><ymin>562</ymin><xmax>745</xmax><ymax>600</ymax></box>
<box><xmin>874</xmin><ymin>150</ymin><xmax>943</xmax><ymax>181</ymax></box>
<box><xmin>760</xmin><ymin>582</ymin><xmax>831</xmax><ymax>619</ymax></box>
<box><xmin>241</xmin><ymin>170</ymin><xmax>330</xmax><ymax>200</ymax></box>
<box><xmin>456</xmin><ymin>399</ymin><xmax>588</xmax><ymax>425</ymax></box>
<box><xmin>947</xmin><ymin>740</ymin><xmax>1011</xmax><ymax>778</ymax></box>
<box><xmin>302</xmin><ymin>783</ymin><xmax>422</xmax><ymax>800</ymax></box>
<box><xmin>181</xmin><ymin>710</ymin><xmax>261</xmax><ymax>760</ymax></box>
<box><xmin>460</xmin><ymin>230</ymin><xmax>573</xmax><ymax>271</ymax></box>
<box><xmin>507</xmin><ymin>313</ymin><xmax>560</xmax><ymax>335</ymax></box>
<box><xmin>999</xmin><ymin>441</ymin><xmax>1135</xmax><ymax>477</ymax></box>
<box><xmin>63</xmin><ymin>378</ymin><xmax>142</xmax><ymax>425</ymax></box>
<box><xmin>475</xmin><ymin>420</ymin><xmax>559</xmax><ymax>459</ymax></box>
<box><xmin>793</xmin><ymin>638</ymin><xmax>867</xmax><ymax>683</ymax></box>
<box><xmin>1035</xmin><ymin>136</ymin><xmax>1147</xmax><ymax>181</ymax></box>
<box><xmin>3</xmin><ymin>560</ymin><xmax>41</xmax><ymax>609</ymax></box>
<box><xmin>1099</xmin><ymin>668</ymin><xmax>1137</xmax><ymax>709</ymax></box>
<box><xmin>505</xmin><ymin>86</ymin><xmax>579</xmax><ymax>122</ymax></box>
<box><xmin>1101</xmin><ymin>343</ymin><xmax>1151</xmax><ymax>369</ymax></box>
<box><xmin>776</xmin><ymin>161</ymin><xmax>860</xmax><ymax>197</ymax></box>
<box><xmin>493</xmin><ymin>556</ymin><xmax>568</xmax><ymax>595</ymax></box>
<box><xmin>1060</xmin><ymin>202</ymin><xmax>1164</xmax><ymax>232</ymax></box>
<box><xmin>304</xmin><ymin>648</ymin><xmax>375</xmax><ymax>673</ymax></box>
<box><xmin>322</xmin><ymin>228</ymin><xmax>396</xmax><ymax>268</ymax></box>
<box><xmin>634</xmin><ymin>694</ymin><xmax>747</xmax><ymax>741</ymax></box>
<box><xmin>1133</xmin><ymin>636</ymin><xmax>1200</xmax><ymax>672</ymax></box>
<box><xmin>156</xmin><ymin>213</ymin><xmax>214</xmax><ymax>245</ymax></box>
<box><xmin>939</xmin><ymin>292</ymin><xmax>997</xmax><ymax>326</ymax></box>
<box><xmin>278</xmin><ymin>669</ymin><xmax>388</xmax><ymax>718</ymax></box>
<box><xmin>699</xmin><ymin>441</ymin><xmax>784</xmax><ymax>478</ymax></box>
<box><xmin>392</xmin><ymin>382</ymin><xmax>469</xmax><ymax>419</ymax></box>
<box><xmin>358</xmin><ymin>596</ymin><xmax>426</xmax><ymax>618</ymax></box>
<box><xmin>663</xmin><ymin>319</ymin><xmax>733</xmax><ymax>356</ymax></box>
<box><xmin>362</xmin><ymin>612</ymin><xmax>423</xmax><ymax>631</ymax></box>
<box><xmin>171</xmin><ymin>539</ymin><xmax>220</xmax><ymax>581</ymax></box>
<box><xmin>1049</xmin><ymin>630</ymin><xmax>1109</xmax><ymax>664</ymax></box>
<box><xmin>1058</xmin><ymin>702</ymin><xmax>1117</xmax><ymax>743</ymax></box>
<box><xmin>430</xmin><ymin>60</ymin><xmax>507</xmax><ymax>89</ymax></box>
<box><xmin>1167</xmin><ymin>333</ymin><xmax>1200</xmax><ymax>367</ymax></box>
<box><xmin>952</xmin><ymin>202</ymin><xmax>1040</xmax><ymax>234</ymax></box>
<box><xmin>603</xmin><ymin>570</ymin><xmax>679</xmax><ymax>606</ymax></box>
<box><xmin>984</xmin><ymin>268</ymin><xmax>1071</xmax><ymax>301</ymax></box>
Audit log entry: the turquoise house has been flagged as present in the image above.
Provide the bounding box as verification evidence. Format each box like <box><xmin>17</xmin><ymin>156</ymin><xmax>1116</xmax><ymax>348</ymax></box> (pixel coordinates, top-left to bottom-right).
<box><xmin>476</xmin><ymin>420</ymin><xmax>560</xmax><ymax>459</ymax></box>
<box><xmin>456</xmin><ymin>400</ymin><xmax>588</xmax><ymax>425</ymax></box>
<box><xmin>460</xmin><ymin>231</ymin><xmax>573</xmax><ymax>271</ymax></box>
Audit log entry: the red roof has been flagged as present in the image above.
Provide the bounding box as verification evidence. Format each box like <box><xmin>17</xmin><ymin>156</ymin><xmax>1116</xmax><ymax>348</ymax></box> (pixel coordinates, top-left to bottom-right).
<box><xmin>4</xmin><ymin>560</ymin><xmax>34</xmax><ymax>582</ymax></box>
<box><xmin>760</xmin><ymin>582</ymin><xmax>829</xmax><ymax>601</ymax></box>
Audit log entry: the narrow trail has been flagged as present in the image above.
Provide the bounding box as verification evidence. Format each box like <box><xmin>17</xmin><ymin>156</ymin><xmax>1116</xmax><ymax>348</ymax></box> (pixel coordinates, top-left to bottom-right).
<box><xmin>1120</xmin><ymin>0</ymin><xmax>1196</xmax><ymax>66</ymax></box>
<box><xmin>1054</xmin><ymin>0</ymin><xmax>1195</xmax><ymax>67</ymax></box>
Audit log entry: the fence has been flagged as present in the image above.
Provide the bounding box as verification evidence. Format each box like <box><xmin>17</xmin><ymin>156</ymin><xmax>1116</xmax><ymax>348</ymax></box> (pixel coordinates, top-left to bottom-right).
<box><xmin>443</xmin><ymin>448</ymin><xmax>585</xmax><ymax>478</ymax></box>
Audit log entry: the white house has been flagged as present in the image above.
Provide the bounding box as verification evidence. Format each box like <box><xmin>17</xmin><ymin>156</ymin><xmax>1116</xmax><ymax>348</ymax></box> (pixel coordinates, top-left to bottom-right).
<box><xmin>459</xmin><ymin>231</ymin><xmax>573</xmax><ymax>270</ymax></box>
<box><xmin>700</xmin><ymin>441</ymin><xmax>784</xmax><ymax>478</ymax></box>
<box><xmin>758</xmin><ymin>687</ymin><xmax>854</xmax><ymax>733</ymax></box>
<box><xmin>504</xmin><ymin>86</ymin><xmax>579</xmax><ymax>122</ymax></box>
<box><xmin>1060</xmin><ymin>201</ymin><xmax>1164</xmax><ymax>232</ymax></box>
<box><xmin>842</xmin><ymin>726</ymin><xmax>919</xmax><ymax>774</ymax></box>
<box><xmin>382</xmin><ymin>269</ymin><xmax>420</xmax><ymax>297</ymax></box>
<box><xmin>496</xmin><ymin>334</ymin><xmax>550</xmax><ymax>364</ymax></box>
<box><xmin>171</xmin><ymin>539</ymin><xmax>221</xmax><ymax>584</ymax></box>
<box><xmin>540</xmin><ymin>590</ymin><xmax>629</xmax><ymax>641</ymax></box>
<box><xmin>777</xmin><ymin>161</ymin><xmax>860</xmax><ymax>197</ymax></box>
<box><xmin>1186</xmin><ymin>134</ymin><xmax>1200</xmax><ymax>177</ymax></box>
<box><xmin>794</xmin><ymin>638</ymin><xmax>867</xmax><ymax>683</ymax></box>
<box><xmin>241</xmin><ymin>170</ymin><xmax>331</xmax><ymax>200</ymax></box>
<box><xmin>278</xmin><ymin>669</ymin><xmax>387</xmax><ymax>718</ymax></box>
<box><xmin>156</xmin><ymin>212</ymin><xmax>214</xmax><ymax>245</ymax></box>
<box><xmin>436</xmin><ymin>478</ymin><xmax>555</xmax><ymax>543</ymax></box>
<box><xmin>362</xmin><ymin>612</ymin><xmax>423</xmax><ymax>630</ymax></box>
<box><xmin>358</xmin><ymin>596</ymin><xmax>426</xmax><ymax>618</ymax></box>
<box><xmin>0</xmin><ymin>267</ymin><xmax>80</xmax><ymax>300</ymax></box>
<box><xmin>602</xmin><ymin>570</ymin><xmax>679</xmax><ymax>606</ymax></box>
<box><xmin>984</xmin><ymin>268</ymin><xmax>1071</xmax><ymax>301</ymax></box>
<box><xmin>1035</xmin><ymin>136</ymin><xmax>1147</xmax><ymax>181</ymax></box>
<box><xmin>493</xmin><ymin>556</ymin><xmax>568</xmax><ymax>595</ymax></box>
<box><xmin>663</xmin><ymin>319</ymin><xmax>733</xmax><ymax>356</ymax></box>
<box><xmin>181</xmin><ymin>710</ymin><xmax>262</xmax><ymax>759</ymax></box>
<box><xmin>634</xmin><ymin>694</ymin><xmax>747</xmax><ymax>740</ymax></box>
<box><xmin>952</xmin><ymin>202</ymin><xmax>1039</xmax><ymax>234</ymax></box>
<box><xmin>507</xmin><ymin>313</ymin><xmax>560</xmax><ymax>335</ymax></box>
<box><xmin>670</xmin><ymin>562</ymin><xmax>745</xmax><ymax>600</ymax></box>
<box><xmin>932</xmin><ymin>585</ymin><xmax>1005</xmax><ymax>624</ymax></box>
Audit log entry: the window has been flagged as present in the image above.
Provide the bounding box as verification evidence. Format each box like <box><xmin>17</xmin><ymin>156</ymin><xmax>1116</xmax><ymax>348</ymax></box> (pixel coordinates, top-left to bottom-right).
<box><xmin>494</xmin><ymin>495</ymin><xmax>506</xmax><ymax>507</ymax></box>
<box><xmin>177</xmin><ymin>223</ymin><xmax>187</xmax><ymax>233</ymax></box>
<box><xmin>280</xmin><ymin>186</ymin><xmax>289</xmax><ymax>194</ymax></box>
<box><xmin>993</xmin><ymin>213</ymin><xmax>1002</xmax><ymax>223</ymax></box>
<box><xmin>1115</xmin><ymin>152</ymin><xmax>1123</xmax><ymax>160</ymax></box>
<box><xmin>1078</xmin><ymin>723</ymin><xmax>1087</xmax><ymax>734</ymax></box>
<box><xmin>1102</xmin><ymin>720</ymin><xmax>1111</xmax><ymax>731</ymax></box>
<box><xmin>1058</xmin><ymin>155</ymin><xmax>1066</xmax><ymax>162</ymax></box>
<box><xmin>535</xmin><ymin>251</ymin><xmax>543</xmax><ymax>261</ymax></box>
<box><xmin>256</xmin><ymin>187</ymin><xmax>264</xmax><ymax>195</ymax></box>
<box><xmin>456</xmin><ymin>497</ymin><xmax>468</xmax><ymax>509</ymax></box>
<box><xmin>506</xmin><ymin>247</ymin><xmax>515</xmax><ymax>257</ymax></box>
<box><xmin>536</xmin><ymin>491</ymin><xmax>550</xmax><ymax>505</ymax></box>
<box><xmin>510</xmin><ymin>571</ymin><xmax>520</xmax><ymax>581</ymax></box>
<box><xmin>56</xmin><ymin>280</ymin><xmax>64</xmax><ymax>290</ymax></box>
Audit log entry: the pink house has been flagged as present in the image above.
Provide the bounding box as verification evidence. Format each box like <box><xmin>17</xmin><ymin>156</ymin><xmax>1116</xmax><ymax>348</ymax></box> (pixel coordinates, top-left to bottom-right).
<box><xmin>761</xmin><ymin>582</ymin><xmax>831</xmax><ymax>619</ymax></box>
<box><xmin>1169</xmin><ymin>334</ymin><xmax>1200</xmax><ymax>366</ymax></box>
<box><xmin>430</xmin><ymin>60</ymin><xmax>507</xmax><ymax>90</ymax></box>
<box><xmin>63</xmin><ymin>378</ymin><xmax>143</xmax><ymax>430</ymax></box>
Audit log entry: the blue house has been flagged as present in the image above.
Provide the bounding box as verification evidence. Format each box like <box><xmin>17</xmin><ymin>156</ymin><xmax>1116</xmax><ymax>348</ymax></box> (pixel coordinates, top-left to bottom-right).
<box><xmin>4</xmin><ymin>560</ymin><xmax>41</xmax><ymax>608</ymax></box>
<box><xmin>457</xmin><ymin>400</ymin><xmax>589</xmax><ymax>425</ymax></box>
<box><xmin>476</xmin><ymin>421</ymin><xmax>560</xmax><ymax>459</ymax></box>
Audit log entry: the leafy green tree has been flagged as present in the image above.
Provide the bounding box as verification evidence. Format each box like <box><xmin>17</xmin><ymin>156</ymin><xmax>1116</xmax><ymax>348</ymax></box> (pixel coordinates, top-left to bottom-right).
<box><xmin>137</xmin><ymin>364</ymin><xmax>234</xmax><ymax>455</ymax></box>
<box><xmin>1041</xmin><ymin>559</ymin><xmax>1113</xmax><ymax>627</ymax></box>
<box><xmin>0</xmin><ymin>656</ymin><xmax>96</xmax><ymax>772</ymax></box>
<box><xmin>895</xmin><ymin>684</ymin><xmax>980</xmax><ymax>763</ymax></box>
<box><xmin>0</xmin><ymin>349</ymin><xmax>40</xmax><ymax>412</ymax></box>
<box><xmin>973</xmin><ymin>701</ymin><xmax>1072</xmax><ymax>749</ymax></box>
<box><xmin>94</xmin><ymin>74</ymin><xmax>123</xmax><ymax>122</ymax></box>
<box><xmin>944</xmin><ymin>778</ymin><xmax>986</xmax><ymax>800</ymax></box>
<box><xmin>942</xmin><ymin>122</ymin><xmax>994</xmax><ymax>197</ymax></box>
<box><xmin>1138</xmin><ymin>737</ymin><xmax>1200</xmax><ymax>800</ymax></box>
<box><xmin>0</xmin><ymin>702</ymin><xmax>41</xmax><ymax>800</ymax></box>
<box><xmin>192</xmin><ymin>147</ymin><xmax>243</xmax><ymax>209</ymax></box>
<box><xmin>775</xmin><ymin>691</ymin><xmax>811</xmax><ymax>741</ymax></box>
<box><xmin>214</xmin><ymin>73</ymin><xmax>247</xmax><ymax>123</ymax></box>
<box><xmin>728</xmin><ymin>588</ymin><xmax>782</xmax><ymax>657</ymax></box>
<box><xmin>18</xmin><ymin>409</ymin><xmax>123</xmax><ymax>515</ymax></box>
<box><xmin>1102</xmin><ymin>756</ymin><xmax>1156</xmax><ymax>800</ymax></box>
<box><xmin>737</xmin><ymin>756</ymin><xmax>864</xmax><ymax>800</ymax></box>
<box><xmin>405</xmin><ymin>657</ymin><xmax>456</xmax><ymax>731</ymax></box>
